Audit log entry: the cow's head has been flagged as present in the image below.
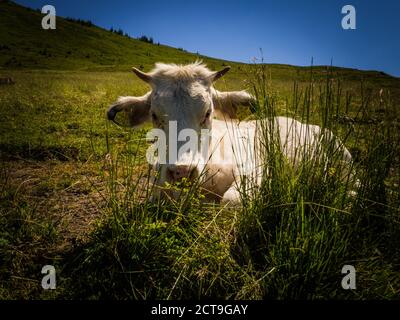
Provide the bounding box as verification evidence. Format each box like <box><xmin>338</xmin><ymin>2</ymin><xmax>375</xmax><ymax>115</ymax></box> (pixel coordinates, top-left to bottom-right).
<box><xmin>107</xmin><ymin>62</ymin><xmax>254</xmax><ymax>185</ymax></box>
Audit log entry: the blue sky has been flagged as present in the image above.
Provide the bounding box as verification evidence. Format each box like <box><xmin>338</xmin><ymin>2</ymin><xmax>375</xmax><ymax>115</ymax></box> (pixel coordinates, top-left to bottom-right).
<box><xmin>15</xmin><ymin>0</ymin><xmax>400</xmax><ymax>76</ymax></box>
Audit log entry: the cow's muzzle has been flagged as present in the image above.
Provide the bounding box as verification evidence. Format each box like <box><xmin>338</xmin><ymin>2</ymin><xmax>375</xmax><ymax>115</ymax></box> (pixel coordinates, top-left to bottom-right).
<box><xmin>166</xmin><ymin>164</ymin><xmax>199</xmax><ymax>182</ymax></box>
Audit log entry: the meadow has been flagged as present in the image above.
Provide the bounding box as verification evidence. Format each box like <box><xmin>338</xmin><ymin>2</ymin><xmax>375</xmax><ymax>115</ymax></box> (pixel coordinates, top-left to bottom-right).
<box><xmin>0</xmin><ymin>0</ymin><xmax>400</xmax><ymax>300</ymax></box>
<box><xmin>1</xmin><ymin>64</ymin><xmax>399</xmax><ymax>299</ymax></box>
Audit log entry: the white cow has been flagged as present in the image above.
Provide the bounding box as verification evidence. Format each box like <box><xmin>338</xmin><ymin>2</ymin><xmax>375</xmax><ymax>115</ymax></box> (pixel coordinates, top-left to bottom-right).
<box><xmin>108</xmin><ymin>62</ymin><xmax>353</xmax><ymax>205</ymax></box>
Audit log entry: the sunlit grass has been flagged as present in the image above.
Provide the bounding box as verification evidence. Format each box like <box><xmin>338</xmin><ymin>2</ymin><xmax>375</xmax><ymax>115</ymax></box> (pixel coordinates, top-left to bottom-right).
<box><xmin>60</xmin><ymin>65</ymin><xmax>400</xmax><ymax>299</ymax></box>
<box><xmin>0</xmin><ymin>63</ymin><xmax>399</xmax><ymax>299</ymax></box>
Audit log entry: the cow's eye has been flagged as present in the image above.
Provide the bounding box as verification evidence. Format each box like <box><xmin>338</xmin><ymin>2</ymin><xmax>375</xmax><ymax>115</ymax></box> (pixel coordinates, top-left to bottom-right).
<box><xmin>151</xmin><ymin>112</ymin><xmax>158</xmax><ymax>121</ymax></box>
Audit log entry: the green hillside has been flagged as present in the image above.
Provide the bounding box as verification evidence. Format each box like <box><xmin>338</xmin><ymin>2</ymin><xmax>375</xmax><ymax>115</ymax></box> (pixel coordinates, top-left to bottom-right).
<box><xmin>1</xmin><ymin>0</ymin><xmax>399</xmax><ymax>84</ymax></box>
<box><xmin>0</xmin><ymin>0</ymin><xmax>232</xmax><ymax>71</ymax></box>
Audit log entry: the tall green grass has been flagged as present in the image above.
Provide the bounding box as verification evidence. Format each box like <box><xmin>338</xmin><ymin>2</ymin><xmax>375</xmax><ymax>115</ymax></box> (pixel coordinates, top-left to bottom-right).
<box><xmin>57</xmin><ymin>65</ymin><xmax>400</xmax><ymax>299</ymax></box>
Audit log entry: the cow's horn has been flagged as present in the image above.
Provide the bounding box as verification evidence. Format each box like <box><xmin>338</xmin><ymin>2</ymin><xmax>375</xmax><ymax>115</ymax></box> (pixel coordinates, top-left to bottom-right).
<box><xmin>132</xmin><ymin>67</ymin><xmax>152</xmax><ymax>83</ymax></box>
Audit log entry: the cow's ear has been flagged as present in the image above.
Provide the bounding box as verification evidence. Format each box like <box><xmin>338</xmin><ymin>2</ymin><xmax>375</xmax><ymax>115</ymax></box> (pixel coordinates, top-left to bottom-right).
<box><xmin>212</xmin><ymin>89</ymin><xmax>255</xmax><ymax>119</ymax></box>
<box><xmin>107</xmin><ymin>92</ymin><xmax>151</xmax><ymax>127</ymax></box>
<box><xmin>210</xmin><ymin>66</ymin><xmax>231</xmax><ymax>82</ymax></box>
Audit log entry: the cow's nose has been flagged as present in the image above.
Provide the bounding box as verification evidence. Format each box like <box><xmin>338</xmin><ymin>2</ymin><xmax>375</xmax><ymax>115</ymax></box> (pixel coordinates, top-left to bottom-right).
<box><xmin>167</xmin><ymin>165</ymin><xmax>193</xmax><ymax>182</ymax></box>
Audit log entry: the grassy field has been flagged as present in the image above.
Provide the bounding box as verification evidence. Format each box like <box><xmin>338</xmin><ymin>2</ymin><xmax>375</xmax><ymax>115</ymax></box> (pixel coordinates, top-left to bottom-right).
<box><xmin>0</xmin><ymin>1</ymin><xmax>400</xmax><ymax>299</ymax></box>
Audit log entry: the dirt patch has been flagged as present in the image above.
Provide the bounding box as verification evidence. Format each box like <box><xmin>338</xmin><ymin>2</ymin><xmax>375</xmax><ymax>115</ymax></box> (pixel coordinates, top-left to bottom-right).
<box><xmin>2</xmin><ymin>159</ymin><xmax>107</xmax><ymax>247</ymax></box>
